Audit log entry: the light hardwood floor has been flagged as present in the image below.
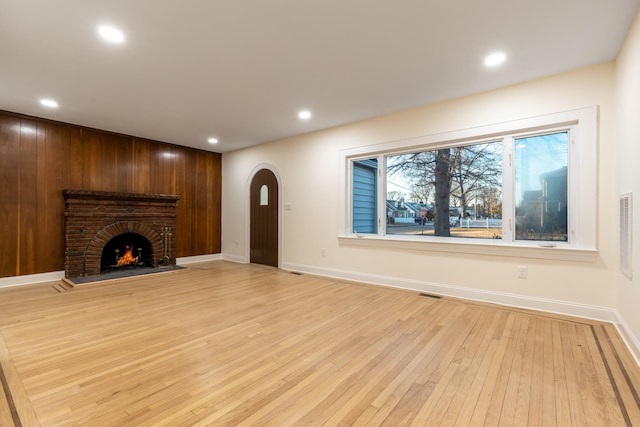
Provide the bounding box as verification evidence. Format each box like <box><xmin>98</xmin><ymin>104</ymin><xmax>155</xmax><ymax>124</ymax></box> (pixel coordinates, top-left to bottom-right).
<box><xmin>0</xmin><ymin>261</ymin><xmax>639</xmax><ymax>426</ymax></box>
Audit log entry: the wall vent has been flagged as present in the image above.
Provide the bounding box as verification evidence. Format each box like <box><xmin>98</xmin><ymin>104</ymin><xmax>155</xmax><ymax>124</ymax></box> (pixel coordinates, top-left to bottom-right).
<box><xmin>620</xmin><ymin>193</ymin><xmax>633</xmax><ymax>279</ymax></box>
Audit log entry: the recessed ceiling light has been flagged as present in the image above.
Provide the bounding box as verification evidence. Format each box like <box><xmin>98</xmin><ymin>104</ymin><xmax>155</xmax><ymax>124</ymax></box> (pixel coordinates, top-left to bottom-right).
<box><xmin>98</xmin><ymin>25</ymin><xmax>125</xmax><ymax>43</ymax></box>
<box><xmin>484</xmin><ymin>52</ymin><xmax>506</xmax><ymax>67</ymax></box>
<box><xmin>40</xmin><ymin>99</ymin><xmax>59</xmax><ymax>108</ymax></box>
<box><xmin>208</xmin><ymin>137</ymin><xmax>218</xmax><ymax>144</ymax></box>
<box><xmin>298</xmin><ymin>110</ymin><xmax>312</xmax><ymax>120</ymax></box>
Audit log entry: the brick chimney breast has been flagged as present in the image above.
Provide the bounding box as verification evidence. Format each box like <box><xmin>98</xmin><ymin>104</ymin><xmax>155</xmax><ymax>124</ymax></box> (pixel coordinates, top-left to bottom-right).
<box><xmin>63</xmin><ymin>190</ymin><xmax>180</xmax><ymax>278</ymax></box>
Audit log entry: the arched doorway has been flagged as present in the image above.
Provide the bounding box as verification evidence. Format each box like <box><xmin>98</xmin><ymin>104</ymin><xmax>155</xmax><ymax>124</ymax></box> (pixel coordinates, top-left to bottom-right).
<box><xmin>250</xmin><ymin>168</ymin><xmax>279</xmax><ymax>267</ymax></box>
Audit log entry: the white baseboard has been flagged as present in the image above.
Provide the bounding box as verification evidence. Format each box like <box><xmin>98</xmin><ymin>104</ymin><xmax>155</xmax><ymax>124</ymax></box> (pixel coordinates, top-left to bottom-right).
<box><xmin>221</xmin><ymin>253</ymin><xmax>247</xmax><ymax>263</ymax></box>
<box><xmin>613</xmin><ymin>311</ymin><xmax>640</xmax><ymax>367</ymax></box>
<box><xmin>176</xmin><ymin>254</ymin><xmax>222</xmax><ymax>265</ymax></box>
<box><xmin>0</xmin><ymin>271</ymin><xmax>65</xmax><ymax>289</ymax></box>
<box><xmin>282</xmin><ymin>262</ymin><xmax>617</xmax><ymax>323</ymax></box>
<box><xmin>0</xmin><ymin>255</ymin><xmax>224</xmax><ymax>287</ymax></box>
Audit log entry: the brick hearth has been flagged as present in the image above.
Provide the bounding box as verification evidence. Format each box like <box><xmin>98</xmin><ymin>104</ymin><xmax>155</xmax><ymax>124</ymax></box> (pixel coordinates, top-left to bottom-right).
<box><xmin>63</xmin><ymin>190</ymin><xmax>180</xmax><ymax>278</ymax></box>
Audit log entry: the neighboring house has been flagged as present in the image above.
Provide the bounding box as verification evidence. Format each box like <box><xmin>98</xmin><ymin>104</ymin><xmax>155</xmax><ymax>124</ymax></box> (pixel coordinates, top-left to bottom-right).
<box><xmin>517</xmin><ymin>189</ymin><xmax>543</xmax><ymax>231</ymax></box>
<box><xmin>386</xmin><ymin>199</ymin><xmax>413</xmax><ymax>223</ymax></box>
<box><xmin>404</xmin><ymin>201</ymin><xmax>427</xmax><ymax>219</ymax></box>
<box><xmin>516</xmin><ymin>166</ymin><xmax>567</xmax><ymax>236</ymax></box>
<box><xmin>540</xmin><ymin>166</ymin><xmax>568</xmax><ymax>233</ymax></box>
<box><xmin>352</xmin><ymin>159</ymin><xmax>378</xmax><ymax>233</ymax></box>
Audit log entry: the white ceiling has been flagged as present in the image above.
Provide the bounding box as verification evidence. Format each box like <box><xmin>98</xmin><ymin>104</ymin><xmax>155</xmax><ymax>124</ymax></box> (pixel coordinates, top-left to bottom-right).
<box><xmin>1</xmin><ymin>1</ymin><xmax>638</xmax><ymax>153</ymax></box>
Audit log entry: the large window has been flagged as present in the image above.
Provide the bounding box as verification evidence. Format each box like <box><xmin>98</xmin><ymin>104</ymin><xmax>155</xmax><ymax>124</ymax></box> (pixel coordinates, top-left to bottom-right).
<box><xmin>386</xmin><ymin>140</ymin><xmax>503</xmax><ymax>239</ymax></box>
<box><xmin>339</xmin><ymin>107</ymin><xmax>597</xmax><ymax>260</ymax></box>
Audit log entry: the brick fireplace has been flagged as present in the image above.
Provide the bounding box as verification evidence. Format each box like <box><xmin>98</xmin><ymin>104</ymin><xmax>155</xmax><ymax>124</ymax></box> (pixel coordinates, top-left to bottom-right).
<box><xmin>63</xmin><ymin>190</ymin><xmax>180</xmax><ymax>279</ymax></box>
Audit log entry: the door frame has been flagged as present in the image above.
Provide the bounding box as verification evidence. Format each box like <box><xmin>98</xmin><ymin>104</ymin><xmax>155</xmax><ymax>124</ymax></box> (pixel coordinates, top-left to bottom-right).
<box><xmin>245</xmin><ymin>163</ymin><xmax>283</xmax><ymax>268</ymax></box>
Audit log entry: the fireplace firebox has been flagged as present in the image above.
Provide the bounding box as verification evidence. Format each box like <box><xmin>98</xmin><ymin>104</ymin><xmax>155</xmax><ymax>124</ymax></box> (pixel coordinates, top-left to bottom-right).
<box><xmin>63</xmin><ymin>190</ymin><xmax>180</xmax><ymax>279</ymax></box>
<box><xmin>101</xmin><ymin>232</ymin><xmax>153</xmax><ymax>273</ymax></box>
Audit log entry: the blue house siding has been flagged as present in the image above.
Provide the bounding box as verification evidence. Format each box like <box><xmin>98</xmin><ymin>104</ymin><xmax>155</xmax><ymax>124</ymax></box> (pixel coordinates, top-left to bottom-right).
<box><xmin>353</xmin><ymin>159</ymin><xmax>378</xmax><ymax>233</ymax></box>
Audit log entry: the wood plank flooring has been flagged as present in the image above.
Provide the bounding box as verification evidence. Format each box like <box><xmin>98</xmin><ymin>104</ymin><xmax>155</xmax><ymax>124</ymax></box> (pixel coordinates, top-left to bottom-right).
<box><xmin>0</xmin><ymin>261</ymin><xmax>638</xmax><ymax>426</ymax></box>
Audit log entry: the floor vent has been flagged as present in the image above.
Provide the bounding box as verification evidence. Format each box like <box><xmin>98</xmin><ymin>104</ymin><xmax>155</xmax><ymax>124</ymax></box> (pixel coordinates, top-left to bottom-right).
<box><xmin>419</xmin><ymin>293</ymin><xmax>442</xmax><ymax>299</ymax></box>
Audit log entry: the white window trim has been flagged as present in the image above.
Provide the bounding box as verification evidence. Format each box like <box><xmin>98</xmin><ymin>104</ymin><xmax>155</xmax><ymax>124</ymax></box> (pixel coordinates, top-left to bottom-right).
<box><xmin>338</xmin><ymin>106</ymin><xmax>598</xmax><ymax>262</ymax></box>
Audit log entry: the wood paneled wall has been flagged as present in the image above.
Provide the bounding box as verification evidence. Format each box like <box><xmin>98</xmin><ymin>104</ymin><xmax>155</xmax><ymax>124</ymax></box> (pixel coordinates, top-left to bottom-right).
<box><xmin>0</xmin><ymin>110</ymin><xmax>222</xmax><ymax>279</ymax></box>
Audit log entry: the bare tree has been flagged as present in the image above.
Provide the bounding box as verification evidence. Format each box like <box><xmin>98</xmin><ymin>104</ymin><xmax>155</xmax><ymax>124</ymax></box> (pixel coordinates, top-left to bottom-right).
<box><xmin>387</xmin><ymin>141</ymin><xmax>502</xmax><ymax>235</ymax></box>
<box><xmin>387</xmin><ymin>191</ymin><xmax>405</xmax><ymax>201</ymax></box>
<box><xmin>409</xmin><ymin>185</ymin><xmax>431</xmax><ymax>204</ymax></box>
<box><xmin>450</xmin><ymin>144</ymin><xmax>502</xmax><ymax>218</ymax></box>
<box><xmin>434</xmin><ymin>149</ymin><xmax>452</xmax><ymax>236</ymax></box>
<box><xmin>479</xmin><ymin>186</ymin><xmax>502</xmax><ymax>218</ymax></box>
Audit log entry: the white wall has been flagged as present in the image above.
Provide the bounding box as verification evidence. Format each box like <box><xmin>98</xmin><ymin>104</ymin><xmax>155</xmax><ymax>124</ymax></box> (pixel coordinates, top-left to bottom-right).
<box><xmin>223</xmin><ymin>62</ymin><xmax>617</xmax><ymax>320</ymax></box>
<box><xmin>616</xmin><ymin>10</ymin><xmax>640</xmax><ymax>360</ymax></box>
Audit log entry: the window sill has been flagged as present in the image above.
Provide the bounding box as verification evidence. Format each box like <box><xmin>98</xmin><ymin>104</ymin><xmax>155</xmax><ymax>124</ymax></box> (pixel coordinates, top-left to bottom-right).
<box><xmin>337</xmin><ymin>235</ymin><xmax>598</xmax><ymax>263</ymax></box>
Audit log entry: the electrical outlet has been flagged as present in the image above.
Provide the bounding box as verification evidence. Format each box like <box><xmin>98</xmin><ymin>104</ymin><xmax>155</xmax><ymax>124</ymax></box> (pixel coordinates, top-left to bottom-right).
<box><xmin>517</xmin><ymin>265</ymin><xmax>528</xmax><ymax>279</ymax></box>
<box><xmin>321</xmin><ymin>248</ymin><xmax>326</xmax><ymax>257</ymax></box>
<box><xmin>235</xmin><ymin>241</ymin><xmax>239</xmax><ymax>248</ymax></box>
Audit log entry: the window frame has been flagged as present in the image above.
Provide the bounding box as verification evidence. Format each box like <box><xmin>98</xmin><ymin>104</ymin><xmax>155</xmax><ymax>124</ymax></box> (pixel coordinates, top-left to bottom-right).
<box><xmin>338</xmin><ymin>107</ymin><xmax>598</xmax><ymax>262</ymax></box>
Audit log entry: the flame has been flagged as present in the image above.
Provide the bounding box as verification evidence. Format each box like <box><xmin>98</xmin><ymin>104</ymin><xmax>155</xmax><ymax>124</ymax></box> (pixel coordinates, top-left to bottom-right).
<box><xmin>117</xmin><ymin>245</ymin><xmax>139</xmax><ymax>266</ymax></box>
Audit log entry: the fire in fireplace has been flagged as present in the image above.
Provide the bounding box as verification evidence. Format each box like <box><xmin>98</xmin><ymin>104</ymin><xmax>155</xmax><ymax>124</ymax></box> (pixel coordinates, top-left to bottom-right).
<box><xmin>116</xmin><ymin>245</ymin><xmax>140</xmax><ymax>266</ymax></box>
<box><xmin>101</xmin><ymin>232</ymin><xmax>152</xmax><ymax>273</ymax></box>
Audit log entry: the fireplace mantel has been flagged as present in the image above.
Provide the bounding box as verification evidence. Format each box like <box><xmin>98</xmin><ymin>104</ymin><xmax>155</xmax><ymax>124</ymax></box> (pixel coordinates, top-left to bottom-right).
<box><xmin>63</xmin><ymin>189</ymin><xmax>180</xmax><ymax>203</ymax></box>
<box><xmin>63</xmin><ymin>190</ymin><xmax>180</xmax><ymax>278</ymax></box>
